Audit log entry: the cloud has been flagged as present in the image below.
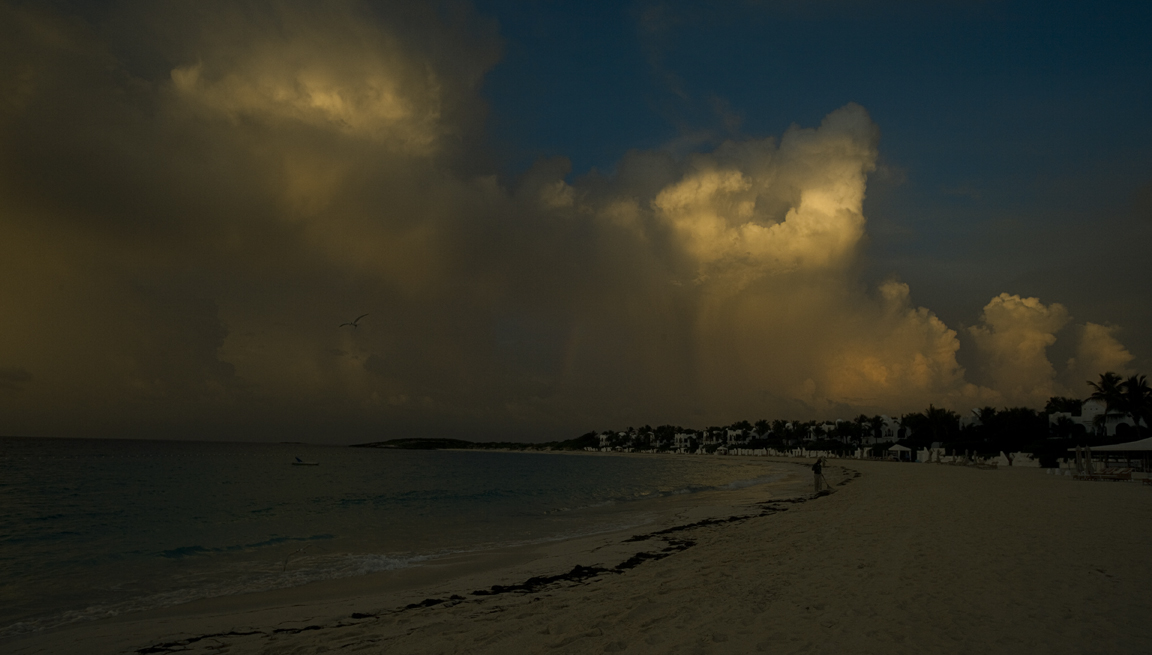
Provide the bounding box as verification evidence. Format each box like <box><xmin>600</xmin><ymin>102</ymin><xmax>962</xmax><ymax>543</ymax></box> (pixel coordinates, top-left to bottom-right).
<box><xmin>651</xmin><ymin>105</ymin><xmax>877</xmax><ymax>281</ymax></box>
<box><xmin>0</xmin><ymin>0</ymin><xmax>1136</xmax><ymax>440</ymax></box>
<box><xmin>167</xmin><ymin>5</ymin><xmax>446</xmax><ymax>154</ymax></box>
<box><xmin>525</xmin><ymin>104</ymin><xmax>993</xmax><ymax>422</ymax></box>
<box><xmin>815</xmin><ymin>280</ymin><xmax>982</xmax><ymax>410</ymax></box>
<box><xmin>1065</xmin><ymin>322</ymin><xmax>1134</xmax><ymax>388</ymax></box>
<box><xmin>967</xmin><ymin>293</ymin><xmax>1071</xmax><ymax>406</ymax></box>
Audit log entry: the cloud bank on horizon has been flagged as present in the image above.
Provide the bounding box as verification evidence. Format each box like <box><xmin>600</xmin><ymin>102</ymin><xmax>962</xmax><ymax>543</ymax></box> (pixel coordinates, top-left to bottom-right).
<box><xmin>0</xmin><ymin>0</ymin><xmax>1138</xmax><ymax>440</ymax></box>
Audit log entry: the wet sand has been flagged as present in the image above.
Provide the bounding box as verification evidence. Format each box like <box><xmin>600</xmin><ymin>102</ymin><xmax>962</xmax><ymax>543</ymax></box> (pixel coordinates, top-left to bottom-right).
<box><xmin>8</xmin><ymin>459</ymin><xmax>1152</xmax><ymax>654</ymax></box>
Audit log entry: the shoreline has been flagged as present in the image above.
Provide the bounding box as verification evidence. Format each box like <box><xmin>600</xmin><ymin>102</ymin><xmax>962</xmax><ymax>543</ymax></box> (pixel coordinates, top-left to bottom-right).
<box><xmin>11</xmin><ymin>459</ymin><xmax>1151</xmax><ymax>654</ymax></box>
<box><xmin>5</xmin><ymin>456</ymin><xmax>815</xmax><ymax>654</ymax></box>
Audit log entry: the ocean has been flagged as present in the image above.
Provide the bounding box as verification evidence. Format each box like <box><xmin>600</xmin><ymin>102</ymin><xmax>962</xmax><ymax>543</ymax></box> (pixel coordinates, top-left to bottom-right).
<box><xmin>0</xmin><ymin>437</ymin><xmax>793</xmax><ymax>638</ymax></box>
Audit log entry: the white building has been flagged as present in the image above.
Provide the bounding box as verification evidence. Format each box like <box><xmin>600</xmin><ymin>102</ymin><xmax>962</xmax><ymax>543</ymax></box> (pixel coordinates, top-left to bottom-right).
<box><xmin>1049</xmin><ymin>399</ymin><xmax>1135</xmax><ymax>436</ymax></box>
<box><xmin>673</xmin><ymin>432</ymin><xmax>696</xmax><ymax>452</ymax></box>
<box><xmin>859</xmin><ymin>416</ymin><xmax>899</xmax><ymax>445</ymax></box>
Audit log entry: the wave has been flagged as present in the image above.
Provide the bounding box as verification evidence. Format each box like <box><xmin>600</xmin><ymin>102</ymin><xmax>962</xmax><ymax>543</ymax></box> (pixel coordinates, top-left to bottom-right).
<box><xmin>159</xmin><ymin>534</ymin><xmax>335</xmax><ymax>559</ymax></box>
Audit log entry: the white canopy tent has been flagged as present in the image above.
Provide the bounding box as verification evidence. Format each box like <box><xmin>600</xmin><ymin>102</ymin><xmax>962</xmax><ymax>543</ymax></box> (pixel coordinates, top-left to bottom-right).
<box><xmin>887</xmin><ymin>443</ymin><xmax>913</xmax><ymax>461</ymax></box>
<box><xmin>1068</xmin><ymin>437</ymin><xmax>1152</xmax><ymax>474</ymax></box>
<box><xmin>1085</xmin><ymin>436</ymin><xmax>1152</xmax><ymax>451</ymax></box>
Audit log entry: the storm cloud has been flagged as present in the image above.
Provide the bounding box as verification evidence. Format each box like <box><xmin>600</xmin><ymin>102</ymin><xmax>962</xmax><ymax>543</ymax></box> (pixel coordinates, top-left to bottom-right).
<box><xmin>0</xmin><ymin>0</ymin><xmax>1136</xmax><ymax>440</ymax></box>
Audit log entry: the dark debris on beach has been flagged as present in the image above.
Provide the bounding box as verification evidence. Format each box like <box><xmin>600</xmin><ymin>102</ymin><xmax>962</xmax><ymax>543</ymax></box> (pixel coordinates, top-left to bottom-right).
<box><xmin>135</xmin><ymin>479</ymin><xmax>849</xmax><ymax>655</ymax></box>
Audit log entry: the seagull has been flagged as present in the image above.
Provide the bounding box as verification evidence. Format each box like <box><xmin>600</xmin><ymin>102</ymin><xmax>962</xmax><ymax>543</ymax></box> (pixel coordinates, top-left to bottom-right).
<box><xmin>340</xmin><ymin>313</ymin><xmax>368</xmax><ymax>328</ymax></box>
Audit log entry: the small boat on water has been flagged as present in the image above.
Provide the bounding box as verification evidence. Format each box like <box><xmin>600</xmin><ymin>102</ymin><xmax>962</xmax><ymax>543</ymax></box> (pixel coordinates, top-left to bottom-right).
<box><xmin>292</xmin><ymin>456</ymin><xmax>319</xmax><ymax>466</ymax></box>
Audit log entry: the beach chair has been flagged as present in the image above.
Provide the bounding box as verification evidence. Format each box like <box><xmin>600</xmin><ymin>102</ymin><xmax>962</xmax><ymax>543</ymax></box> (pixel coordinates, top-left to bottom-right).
<box><xmin>1074</xmin><ymin>468</ymin><xmax>1132</xmax><ymax>482</ymax></box>
<box><xmin>1095</xmin><ymin>468</ymin><xmax>1132</xmax><ymax>481</ymax></box>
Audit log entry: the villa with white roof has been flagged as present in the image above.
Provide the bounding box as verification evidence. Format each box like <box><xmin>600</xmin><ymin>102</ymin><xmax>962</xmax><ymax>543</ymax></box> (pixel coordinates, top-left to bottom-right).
<box><xmin>1048</xmin><ymin>398</ymin><xmax>1136</xmax><ymax>436</ymax></box>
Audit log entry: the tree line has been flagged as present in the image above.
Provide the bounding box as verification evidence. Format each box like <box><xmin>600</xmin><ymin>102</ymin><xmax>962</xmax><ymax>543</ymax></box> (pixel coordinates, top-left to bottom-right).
<box><xmin>351</xmin><ymin>373</ymin><xmax>1150</xmax><ymax>461</ymax></box>
<box><xmin>570</xmin><ymin>372</ymin><xmax>1151</xmax><ymax>461</ymax></box>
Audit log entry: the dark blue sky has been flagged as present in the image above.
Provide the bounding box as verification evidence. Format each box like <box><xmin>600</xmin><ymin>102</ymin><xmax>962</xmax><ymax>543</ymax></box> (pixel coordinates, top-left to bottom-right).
<box><xmin>477</xmin><ymin>1</ymin><xmax>1150</xmax><ymax>181</ymax></box>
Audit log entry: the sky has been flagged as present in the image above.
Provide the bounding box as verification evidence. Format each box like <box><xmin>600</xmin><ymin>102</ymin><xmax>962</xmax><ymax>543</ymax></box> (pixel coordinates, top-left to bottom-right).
<box><xmin>0</xmin><ymin>0</ymin><xmax>1149</xmax><ymax>442</ymax></box>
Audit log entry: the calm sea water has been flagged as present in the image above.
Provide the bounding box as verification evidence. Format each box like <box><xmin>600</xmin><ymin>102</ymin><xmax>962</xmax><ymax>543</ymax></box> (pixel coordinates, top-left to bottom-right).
<box><xmin>0</xmin><ymin>437</ymin><xmax>790</xmax><ymax>637</ymax></box>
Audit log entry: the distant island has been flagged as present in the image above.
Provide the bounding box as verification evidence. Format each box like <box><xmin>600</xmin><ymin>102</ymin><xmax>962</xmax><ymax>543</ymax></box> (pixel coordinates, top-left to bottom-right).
<box><xmin>353</xmin><ymin>438</ymin><xmax>482</xmax><ymax>450</ymax></box>
<box><xmin>351</xmin><ymin>436</ymin><xmax>594</xmax><ymax>451</ymax></box>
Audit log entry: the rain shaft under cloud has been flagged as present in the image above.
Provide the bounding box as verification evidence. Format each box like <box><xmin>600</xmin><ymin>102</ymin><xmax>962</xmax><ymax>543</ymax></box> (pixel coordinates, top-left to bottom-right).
<box><xmin>0</xmin><ymin>0</ymin><xmax>1136</xmax><ymax>441</ymax></box>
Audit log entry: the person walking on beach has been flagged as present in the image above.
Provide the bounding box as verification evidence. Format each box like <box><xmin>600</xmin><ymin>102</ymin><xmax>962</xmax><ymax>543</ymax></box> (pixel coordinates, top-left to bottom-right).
<box><xmin>812</xmin><ymin>457</ymin><xmax>823</xmax><ymax>493</ymax></box>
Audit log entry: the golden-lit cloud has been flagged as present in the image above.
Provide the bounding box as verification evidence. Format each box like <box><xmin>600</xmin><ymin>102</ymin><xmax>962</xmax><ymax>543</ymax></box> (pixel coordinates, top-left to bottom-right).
<box><xmin>1064</xmin><ymin>322</ymin><xmax>1134</xmax><ymax>387</ymax></box>
<box><xmin>0</xmin><ymin>0</ymin><xmax>1137</xmax><ymax>440</ymax></box>
<box><xmin>167</xmin><ymin>9</ymin><xmax>444</xmax><ymax>153</ymax></box>
<box><xmin>816</xmin><ymin>280</ymin><xmax>981</xmax><ymax>409</ymax></box>
<box><xmin>967</xmin><ymin>294</ymin><xmax>1071</xmax><ymax>406</ymax></box>
<box><xmin>652</xmin><ymin>106</ymin><xmax>876</xmax><ymax>281</ymax></box>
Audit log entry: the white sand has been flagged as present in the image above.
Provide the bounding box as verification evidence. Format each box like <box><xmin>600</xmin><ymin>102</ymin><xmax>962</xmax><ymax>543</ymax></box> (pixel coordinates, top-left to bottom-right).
<box><xmin>8</xmin><ymin>459</ymin><xmax>1152</xmax><ymax>654</ymax></box>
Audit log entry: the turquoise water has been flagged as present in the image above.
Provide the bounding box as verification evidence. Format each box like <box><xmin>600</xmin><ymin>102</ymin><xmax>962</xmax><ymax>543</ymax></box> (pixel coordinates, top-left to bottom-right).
<box><xmin>0</xmin><ymin>437</ymin><xmax>789</xmax><ymax>637</ymax></box>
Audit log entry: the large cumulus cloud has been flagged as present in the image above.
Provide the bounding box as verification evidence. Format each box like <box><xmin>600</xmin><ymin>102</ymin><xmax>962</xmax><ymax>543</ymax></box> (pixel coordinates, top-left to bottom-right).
<box><xmin>0</xmin><ymin>0</ymin><xmax>1134</xmax><ymax>440</ymax></box>
<box><xmin>967</xmin><ymin>294</ymin><xmax>1071</xmax><ymax>407</ymax></box>
<box><xmin>1064</xmin><ymin>322</ymin><xmax>1134</xmax><ymax>392</ymax></box>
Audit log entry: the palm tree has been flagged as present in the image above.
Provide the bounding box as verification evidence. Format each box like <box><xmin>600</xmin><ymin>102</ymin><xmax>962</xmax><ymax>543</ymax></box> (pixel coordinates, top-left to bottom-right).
<box><xmin>971</xmin><ymin>406</ymin><xmax>999</xmax><ymax>442</ymax></box>
<box><xmin>1045</xmin><ymin>396</ymin><xmax>1083</xmax><ymax>415</ymax></box>
<box><xmin>850</xmin><ymin>414</ymin><xmax>870</xmax><ymax>445</ymax></box>
<box><xmin>771</xmin><ymin>420</ymin><xmax>789</xmax><ymax>440</ymax></box>
<box><xmin>976</xmin><ymin>406</ymin><xmax>999</xmax><ymax>427</ymax></box>
<box><xmin>754</xmin><ymin>419</ymin><xmax>770</xmax><ymax>437</ymax></box>
<box><xmin>1119</xmin><ymin>375</ymin><xmax>1152</xmax><ymax>438</ymax></box>
<box><xmin>867</xmin><ymin>415</ymin><xmax>886</xmax><ymax>441</ymax></box>
<box><xmin>1088</xmin><ymin>372</ymin><xmax>1125</xmax><ymax>435</ymax></box>
<box><xmin>923</xmin><ymin>404</ymin><xmax>960</xmax><ymax>443</ymax></box>
<box><xmin>899</xmin><ymin>412</ymin><xmax>924</xmax><ymax>440</ymax></box>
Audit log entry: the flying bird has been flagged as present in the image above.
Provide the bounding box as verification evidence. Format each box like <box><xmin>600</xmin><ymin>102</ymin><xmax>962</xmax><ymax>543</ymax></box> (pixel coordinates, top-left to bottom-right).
<box><xmin>340</xmin><ymin>313</ymin><xmax>368</xmax><ymax>328</ymax></box>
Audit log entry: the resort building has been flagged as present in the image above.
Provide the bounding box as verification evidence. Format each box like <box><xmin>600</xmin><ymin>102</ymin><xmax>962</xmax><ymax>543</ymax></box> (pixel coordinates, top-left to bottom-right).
<box><xmin>673</xmin><ymin>432</ymin><xmax>696</xmax><ymax>453</ymax></box>
<box><xmin>726</xmin><ymin>429</ymin><xmax>747</xmax><ymax>445</ymax></box>
<box><xmin>1048</xmin><ymin>399</ymin><xmax>1136</xmax><ymax>437</ymax></box>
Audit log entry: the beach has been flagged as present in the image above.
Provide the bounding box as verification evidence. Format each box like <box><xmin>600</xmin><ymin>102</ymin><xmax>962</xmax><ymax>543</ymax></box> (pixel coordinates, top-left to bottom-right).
<box><xmin>8</xmin><ymin>458</ymin><xmax>1151</xmax><ymax>654</ymax></box>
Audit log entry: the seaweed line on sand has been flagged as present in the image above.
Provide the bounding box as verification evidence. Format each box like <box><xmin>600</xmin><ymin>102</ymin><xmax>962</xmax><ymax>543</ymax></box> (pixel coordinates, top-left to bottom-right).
<box><xmin>135</xmin><ymin>469</ymin><xmax>856</xmax><ymax>654</ymax></box>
